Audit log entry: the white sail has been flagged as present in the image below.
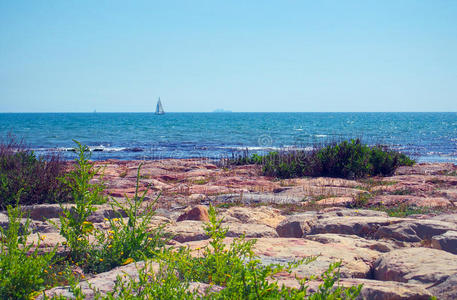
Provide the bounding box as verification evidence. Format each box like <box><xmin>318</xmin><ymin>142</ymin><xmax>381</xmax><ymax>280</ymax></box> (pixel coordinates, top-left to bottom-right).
<box><xmin>155</xmin><ymin>97</ymin><xmax>164</xmax><ymax>114</ymax></box>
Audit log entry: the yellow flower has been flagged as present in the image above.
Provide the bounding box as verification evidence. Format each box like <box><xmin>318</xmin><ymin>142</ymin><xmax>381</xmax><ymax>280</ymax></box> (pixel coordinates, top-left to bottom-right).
<box><xmin>99</xmin><ymin>258</ymin><xmax>104</xmax><ymax>262</ymax></box>
<box><xmin>44</xmin><ymin>270</ymin><xmax>48</xmax><ymax>273</ymax></box>
<box><xmin>81</xmin><ymin>275</ymin><xmax>85</xmax><ymax>279</ymax></box>
<box><xmin>108</xmin><ymin>235</ymin><xmax>113</xmax><ymax>240</ymax></box>
<box><xmin>40</xmin><ymin>235</ymin><xmax>46</xmax><ymax>241</ymax></box>
<box><xmin>103</xmin><ymin>218</ymin><xmax>109</xmax><ymax>221</ymax></box>
<box><xmin>122</xmin><ymin>258</ymin><xmax>134</xmax><ymax>265</ymax></box>
<box><xmin>113</xmin><ymin>218</ymin><xmax>119</xmax><ymax>222</ymax></box>
<box><xmin>108</xmin><ymin>245</ymin><xmax>112</xmax><ymax>248</ymax></box>
<box><xmin>58</xmin><ymin>272</ymin><xmax>63</xmax><ymax>275</ymax></box>
<box><xmin>77</xmin><ymin>237</ymin><xmax>83</xmax><ymax>241</ymax></box>
<box><xmin>148</xmin><ymin>237</ymin><xmax>152</xmax><ymax>241</ymax></box>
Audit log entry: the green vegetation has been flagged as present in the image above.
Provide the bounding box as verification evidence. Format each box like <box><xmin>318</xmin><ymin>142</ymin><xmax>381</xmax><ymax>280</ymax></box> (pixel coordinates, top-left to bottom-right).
<box><xmin>85</xmin><ymin>164</ymin><xmax>168</xmax><ymax>274</ymax></box>
<box><xmin>373</xmin><ymin>204</ymin><xmax>443</xmax><ymax>218</ymax></box>
<box><xmin>57</xmin><ymin>140</ymin><xmax>107</xmax><ymax>263</ymax></box>
<box><xmin>0</xmin><ymin>135</ymin><xmax>71</xmax><ymax>209</ymax></box>
<box><xmin>0</xmin><ymin>197</ymin><xmax>58</xmax><ymax>299</ymax></box>
<box><xmin>1</xmin><ymin>140</ymin><xmax>363</xmax><ymax>298</ymax></box>
<box><xmin>228</xmin><ymin>139</ymin><xmax>414</xmax><ymax>180</ymax></box>
<box><xmin>89</xmin><ymin>205</ymin><xmax>362</xmax><ymax>299</ymax></box>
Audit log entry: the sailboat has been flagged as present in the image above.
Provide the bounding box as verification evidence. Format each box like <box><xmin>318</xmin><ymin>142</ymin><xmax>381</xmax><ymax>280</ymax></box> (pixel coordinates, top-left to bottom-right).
<box><xmin>155</xmin><ymin>97</ymin><xmax>165</xmax><ymax>115</ymax></box>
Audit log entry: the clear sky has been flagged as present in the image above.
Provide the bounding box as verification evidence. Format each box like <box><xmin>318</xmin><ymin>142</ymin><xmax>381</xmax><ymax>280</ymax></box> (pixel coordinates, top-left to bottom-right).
<box><xmin>1</xmin><ymin>0</ymin><xmax>457</xmax><ymax>112</ymax></box>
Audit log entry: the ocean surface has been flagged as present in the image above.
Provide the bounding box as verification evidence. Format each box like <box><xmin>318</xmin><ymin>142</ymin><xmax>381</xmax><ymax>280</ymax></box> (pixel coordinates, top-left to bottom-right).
<box><xmin>1</xmin><ymin>113</ymin><xmax>456</xmax><ymax>162</ymax></box>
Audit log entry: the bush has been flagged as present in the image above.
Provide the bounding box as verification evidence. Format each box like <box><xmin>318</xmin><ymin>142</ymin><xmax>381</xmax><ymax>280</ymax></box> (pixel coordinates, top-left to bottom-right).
<box><xmin>231</xmin><ymin>139</ymin><xmax>415</xmax><ymax>179</ymax></box>
<box><xmin>0</xmin><ymin>134</ymin><xmax>71</xmax><ymax>209</ymax></box>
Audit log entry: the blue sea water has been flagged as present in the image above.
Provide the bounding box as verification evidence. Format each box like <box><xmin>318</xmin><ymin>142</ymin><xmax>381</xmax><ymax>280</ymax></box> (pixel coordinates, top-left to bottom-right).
<box><xmin>0</xmin><ymin>112</ymin><xmax>456</xmax><ymax>162</ymax></box>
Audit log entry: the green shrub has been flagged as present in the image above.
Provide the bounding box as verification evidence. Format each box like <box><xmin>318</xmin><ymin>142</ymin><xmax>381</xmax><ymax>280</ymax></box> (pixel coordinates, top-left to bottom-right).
<box><xmin>233</xmin><ymin>139</ymin><xmax>415</xmax><ymax>179</ymax></box>
<box><xmin>0</xmin><ymin>135</ymin><xmax>70</xmax><ymax>209</ymax></box>
<box><xmin>0</xmin><ymin>196</ymin><xmax>57</xmax><ymax>299</ymax></box>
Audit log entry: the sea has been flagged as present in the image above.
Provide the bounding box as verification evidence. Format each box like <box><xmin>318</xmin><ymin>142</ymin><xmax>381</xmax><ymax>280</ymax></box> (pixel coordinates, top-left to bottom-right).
<box><xmin>1</xmin><ymin>112</ymin><xmax>456</xmax><ymax>163</ymax></box>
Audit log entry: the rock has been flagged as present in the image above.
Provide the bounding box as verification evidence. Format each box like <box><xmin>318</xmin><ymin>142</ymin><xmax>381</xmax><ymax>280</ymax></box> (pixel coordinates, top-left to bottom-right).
<box><xmin>304</xmin><ymin>234</ymin><xmax>396</xmax><ymax>253</ymax></box>
<box><xmin>428</xmin><ymin>273</ymin><xmax>457</xmax><ymax>300</ymax></box>
<box><xmin>430</xmin><ymin>213</ymin><xmax>457</xmax><ymax>225</ymax></box>
<box><xmin>395</xmin><ymin>163</ymin><xmax>457</xmax><ymax>176</ymax></box>
<box><xmin>316</xmin><ymin>196</ymin><xmax>354</xmax><ymax>206</ymax></box>
<box><xmin>21</xmin><ymin>204</ymin><xmax>66</xmax><ymax>221</ymax></box>
<box><xmin>165</xmin><ymin>221</ymin><xmax>208</xmax><ymax>243</ymax></box>
<box><xmin>309</xmin><ymin>215</ymin><xmax>404</xmax><ymax>238</ymax></box>
<box><xmin>220</xmin><ymin>206</ymin><xmax>285</xmax><ymax>228</ymax></box>
<box><xmin>375</xmin><ymin>219</ymin><xmax>456</xmax><ymax>244</ymax></box>
<box><xmin>177</xmin><ymin>205</ymin><xmax>209</xmax><ymax>222</ymax></box>
<box><xmin>374</xmin><ymin>248</ymin><xmax>457</xmax><ymax>299</ymax></box>
<box><xmin>39</xmin><ymin>261</ymin><xmax>155</xmax><ymax>299</ymax></box>
<box><xmin>214</xmin><ymin>193</ymin><xmax>305</xmax><ymax>205</ymax></box>
<box><xmin>224</xmin><ymin>222</ymin><xmax>278</xmax><ymax>238</ymax></box>
<box><xmin>275</xmin><ymin>212</ymin><xmax>317</xmax><ymax>238</ymax></box>
<box><xmin>276</xmin><ymin>278</ymin><xmax>433</xmax><ymax>300</ymax></box>
<box><xmin>340</xmin><ymin>279</ymin><xmax>432</xmax><ymax>300</ymax></box>
<box><xmin>431</xmin><ymin>230</ymin><xmax>457</xmax><ymax>254</ymax></box>
<box><xmin>371</xmin><ymin>195</ymin><xmax>452</xmax><ymax>208</ymax></box>
<box><xmin>253</xmin><ymin>238</ymin><xmax>380</xmax><ymax>278</ymax></box>
<box><xmin>166</xmin><ymin>220</ymin><xmax>278</xmax><ymax>242</ymax></box>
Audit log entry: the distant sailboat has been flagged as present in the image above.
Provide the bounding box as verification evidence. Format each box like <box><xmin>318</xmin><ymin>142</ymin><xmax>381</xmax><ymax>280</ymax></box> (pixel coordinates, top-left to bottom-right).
<box><xmin>155</xmin><ymin>97</ymin><xmax>165</xmax><ymax>115</ymax></box>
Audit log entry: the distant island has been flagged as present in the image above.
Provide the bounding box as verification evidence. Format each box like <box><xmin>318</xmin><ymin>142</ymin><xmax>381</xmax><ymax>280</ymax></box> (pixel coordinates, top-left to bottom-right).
<box><xmin>213</xmin><ymin>109</ymin><xmax>232</xmax><ymax>113</ymax></box>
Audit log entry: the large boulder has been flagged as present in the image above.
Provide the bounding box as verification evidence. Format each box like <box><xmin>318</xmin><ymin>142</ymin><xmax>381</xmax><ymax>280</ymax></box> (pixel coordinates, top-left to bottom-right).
<box><xmin>431</xmin><ymin>230</ymin><xmax>457</xmax><ymax>254</ymax></box>
<box><xmin>375</xmin><ymin>219</ymin><xmax>456</xmax><ymax>244</ymax></box>
<box><xmin>275</xmin><ymin>212</ymin><xmax>317</xmax><ymax>238</ymax></box>
<box><xmin>177</xmin><ymin>205</ymin><xmax>209</xmax><ymax>222</ymax></box>
<box><xmin>374</xmin><ymin>248</ymin><xmax>457</xmax><ymax>299</ymax></box>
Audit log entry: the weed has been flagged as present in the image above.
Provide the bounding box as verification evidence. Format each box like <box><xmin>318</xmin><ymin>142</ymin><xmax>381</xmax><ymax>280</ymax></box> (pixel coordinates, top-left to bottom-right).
<box><xmin>0</xmin><ymin>195</ymin><xmax>58</xmax><ymax>299</ymax></box>
<box><xmin>86</xmin><ymin>164</ymin><xmax>168</xmax><ymax>274</ymax></box>
<box><xmin>352</xmin><ymin>192</ymin><xmax>373</xmax><ymax>208</ymax></box>
<box><xmin>57</xmin><ymin>140</ymin><xmax>107</xmax><ymax>262</ymax></box>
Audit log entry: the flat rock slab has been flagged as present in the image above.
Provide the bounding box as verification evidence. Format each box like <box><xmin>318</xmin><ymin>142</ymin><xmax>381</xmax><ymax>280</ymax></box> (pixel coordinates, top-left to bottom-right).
<box><xmin>219</xmin><ymin>206</ymin><xmax>285</xmax><ymax>228</ymax></box>
<box><xmin>304</xmin><ymin>233</ymin><xmax>398</xmax><ymax>253</ymax></box>
<box><xmin>252</xmin><ymin>237</ymin><xmax>380</xmax><ymax>278</ymax></box>
<box><xmin>276</xmin><ymin>208</ymin><xmax>402</xmax><ymax>239</ymax></box>
<box><xmin>371</xmin><ymin>195</ymin><xmax>452</xmax><ymax>208</ymax></box>
<box><xmin>165</xmin><ymin>220</ymin><xmax>278</xmax><ymax>243</ymax></box>
<box><xmin>374</xmin><ymin>248</ymin><xmax>457</xmax><ymax>299</ymax></box>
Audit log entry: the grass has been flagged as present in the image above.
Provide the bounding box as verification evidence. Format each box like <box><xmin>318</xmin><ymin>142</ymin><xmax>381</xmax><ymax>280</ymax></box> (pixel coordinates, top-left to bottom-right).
<box><xmin>372</xmin><ymin>204</ymin><xmax>444</xmax><ymax>217</ymax></box>
<box><xmin>227</xmin><ymin>139</ymin><xmax>414</xmax><ymax>180</ymax></box>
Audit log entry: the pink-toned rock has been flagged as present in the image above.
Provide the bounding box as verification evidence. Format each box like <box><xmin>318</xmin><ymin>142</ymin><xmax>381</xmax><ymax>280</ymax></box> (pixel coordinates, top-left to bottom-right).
<box><xmin>220</xmin><ymin>206</ymin><xmax>286</xmax><ymax>228</ymax></box>
<box><xmin>316</xmin><ymin>196</ymin><xmax>354</xmax><ymax>206</ymax></box>
<box><xmin>371</xmin><ymin>195</ymin><xmax>452</xmax><ymax>207</ymax></box>
<box><xmin>374</xmin><ymin>248</ymin><xmax>457</xmax><ymax>299</ymax></box>
<box><xmin>177</xmin><ymin>205</ymin><xmax>209</xmax><ymax>222</ymax></box>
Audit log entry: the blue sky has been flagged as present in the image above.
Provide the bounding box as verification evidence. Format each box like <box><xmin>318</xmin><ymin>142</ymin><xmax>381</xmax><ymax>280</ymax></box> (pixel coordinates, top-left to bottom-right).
<box><xmin>1</xmin><ymin>0</ymin><xmax>456</xmax><ymax>112</ymax></box>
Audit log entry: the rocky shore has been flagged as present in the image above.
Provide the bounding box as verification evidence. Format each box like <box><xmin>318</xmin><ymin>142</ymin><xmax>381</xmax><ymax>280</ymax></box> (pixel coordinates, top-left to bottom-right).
<box><xmin>2</xmin><ymin>160</ymin><xmax>457</xmax><ymax>299</ymax></box>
